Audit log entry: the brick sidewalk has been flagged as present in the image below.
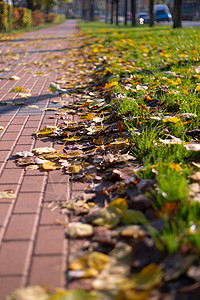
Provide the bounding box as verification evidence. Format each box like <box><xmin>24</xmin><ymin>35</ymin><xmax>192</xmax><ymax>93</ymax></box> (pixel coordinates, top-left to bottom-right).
<box><xmin>0</xmin><ymin>20</ymin><xmax>81</xmax><ymax>299</ymax></box>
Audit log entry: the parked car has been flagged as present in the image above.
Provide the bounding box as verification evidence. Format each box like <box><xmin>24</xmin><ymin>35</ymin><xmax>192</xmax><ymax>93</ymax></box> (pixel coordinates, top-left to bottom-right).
<box><xmin>154</xmin><ymin>4</ymin><xmax>172</xmax><ymax>22</ymax></box>
<box><xmin>136</xmin><ymin>12</ymin><xmax>150</xmax><ymax>24</ymax></box>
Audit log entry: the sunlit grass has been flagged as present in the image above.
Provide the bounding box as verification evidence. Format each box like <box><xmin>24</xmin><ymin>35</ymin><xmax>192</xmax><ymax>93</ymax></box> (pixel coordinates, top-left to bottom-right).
<box><xmin>79</xmin><ymin>21</ymin><xmax>200</xmax><ymax>253</ymax></box>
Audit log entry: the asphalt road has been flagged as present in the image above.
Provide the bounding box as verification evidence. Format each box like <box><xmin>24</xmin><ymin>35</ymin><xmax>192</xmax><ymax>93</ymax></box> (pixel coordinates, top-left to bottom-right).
<box><xmin>158</xmin><ymin>20</ymin><xmax>200</xmax><ymax>27</ymax></box>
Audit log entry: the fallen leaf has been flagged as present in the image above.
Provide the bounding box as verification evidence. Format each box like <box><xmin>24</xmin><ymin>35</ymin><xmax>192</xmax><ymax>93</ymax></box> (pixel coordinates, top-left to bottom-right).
<box><xmin>163</xmin><ymin>253</ymin><xmax>197</xmax><ymax>281</ymax></box>
<box><xmin>70</xmin><ymin>251</ymin><xmax>109</xmax><ymax>271</ymax></box>
<box><xmin>15</xmin><ymin>101</ymin><xmax>24</xmax><ymax>105</ymax></box>
<box><xmin>92</xmin><ymin>207</ymin><xmax>120</xmax><ymax>228</ymax></box>
<box><xmin>10</xmin><ymin>86</ymin><xmax>27</xmax><ymax>93</ymax></box>
<box><xmin>16</xmin><ymin>151</ymin><xmax>34</xmax><ymax>157</ymax></box>
<box><xmin>66</xmin><ymin>222</ymin><xmax>94</xmax><ymax>238</ymax></box>
<box><xmin>184</xmin><ymin>143</ymin><xmax>200</xmax><ymax>151</ymax></box>
<box><xmin>19</xmin><ymin>92</ymin><xmax>32</xmax><ymax>99</ymax></box>
<box><xmin>121</xmin><ymin>209</ymin><xmax>147</xmax><ymax>225</ymax></box>
<box><xmin>33</xmin><ymin>147</ymin><xmax>56</xmax><ymax>155</ymax></box>
<box><xmin>27</xmin><ymin>105</ymin><xmax>39</xmax><ymax>109</ymax></box>
<box><xmin>192</xmin><ymin>162</ymin><xmax>200</xmax><ymax>168</ymax></box>
<box><xmin>0</xmin><ymin>100</ymin><xmax>14</xmax><ymax>105</ymax></box>
<box><xmin>49</xmin><ymin>289</ymin><xmax>97</xmax><ymax>300</ymax></box>
<box><xmin>8</xmin><ymin>286</ymin><xmax>49</xmax><ymax>300</ymax></box>
<box><xmin>121</xmin><ymin>263</ymin><xmax>163</xmax><ymax>290</ymax></box>
<box><xmin>42</xmin><ymin>161</ymin><xmax>62</xmax><ymax>171</ymax></box>
<box><xmin>117</xmin><ymin>225</ymin><xmax>146</xmax><ymax>239</ymax></box>
<box><xmin>25</xmin><ymin>165</ymin><xmax>39</xmax><ymax>170</ymax></box>
<box><xmin>17</xmin><ymin>157</ymin><xmax>35</xmax><ymax>166</ymax></box>
<box><xmin>66</xmin><ymin>163</ymin><xmax>83</xmax><ymax>174</ymax></box>
<box><xmin>191</xmin><ymin>172</ymin><xmax>200</xmax><ymax>181</ymax></box>
<box><xmin>162</xmin><ymin>116</ymin><xmax>181</xmax><ymax>123</ymax></box>
<box><xmin>62</xmin><ymin>136</ymin><xmax>83</xmax><ymax>142</ymax></box>
<box><xmin>0</xmin><ymin>190</ymin><xmax>16</xmax><ymax>199</ymax></box>
<box><xmin>108</xmin><ymin>198</ymin><xmax>128</xmax><ymax>213</ymax></box>
<box><xmin>9</xmin><ymin>75</ymin><xmax>20</xmax><ymax>80</ymax></box>
<box><xmin>49</xmin><ymin>82</ymin><xmax>66</xmax><ymax>93</ymax></box>
<box><xmin>34</xmin><ymin>157</ymin><xmax>50</xmax><ymax>165</ymax></box>
<box><xmin>65</xmin><ymin>150</ymin><xmax>84</xmax><ymax>158</ymax></box>
<box><xmin>34</xmin><ymin>126</ymin><xmax>57</xmax><ymax>137</ymax></box>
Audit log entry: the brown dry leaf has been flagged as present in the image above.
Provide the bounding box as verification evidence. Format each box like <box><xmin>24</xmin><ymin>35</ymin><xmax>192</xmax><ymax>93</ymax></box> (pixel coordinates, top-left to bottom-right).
<box><xmin>42</xmin><ymin>161</ymin><xmax>62</xmax><ymax>171</ymax></box>
<box><xmin>16</xmin><ymin>151</ymin><xmax>34</xmax><ymax>157</ymax></box>
<box><xmin>19</xmin><ymin>92</ymin><xmax>32</xmax><ymax>99</ymax></box>
<box><xmin>66</xmin><ymin>163</ymin><xmax>83</xmax><ymax>174</ymax></box>
<box><xmin>34</xmin><ymin>126</ymin><xmax>57</xmax><ymax>137</ymax></box>
<box><xmin>25</xmin><ymin>165</ymin><xmax>39</xmax><ymax>170</ymax></box>
<box><xmin>92</xmin><ymin>207</ymin><xmax>121</xmax><ymax>228</ymax></box>
<box><xmin>92</xmin><ymin>243</ymin><xmax>131</xmax><ymax>292</ymax></box>
<box><xmin>65</xmin><ymin>150</ymin><xmax>84</xmax><ymax>158</ymax></box>
<box><xmin>17</xmin><ymin>157</ymin><xmax>35</xmax><ymax>166</ymax></box>
<box><xmin>9</xmin><ymin>75</ymin><xmax>20</xmax><ymax>80</ymax></box>
<box><xmin>105</xmin><ymin>153</ymin><xmax>136</xmax><ymax>164</ymax></box>
<box><xmin>109</xmin><ymin>138</ymin><xmax>129</xmax><ymax>147</ymax></box>
<box><xmin>192</xmin><ymin>162</ymin><xmax>200</xmax><ymax>168</ymax></box>
<box><xmin>62</xmin><ymin>136</ymin><xmax>83</xmax><ymax>142</ymax></box>
<box><xmin>33</xmin><ymin>147</ymin><xmax>56</xmax><ymax>155</ymax></box>
<box><xmin>184</xmin><ymin>143</ymin><xmax>200</xmax><ymax>151</ymax></box>
<box><xmin>66</xmin><ymin>222</ymin><xmax>94</xmax><ymax>238</ymax></box>
<box><xmin>117</xmin><ymin>225</ymin><xmax>146</xmax><ymax>239</ymax></box>
<box><xmin>8</xmin><ymin>286</ymin><xmax>49</xmax><ymax>300</ymax></box>
<box><xmin>190</xmin><ymin>183</ymin><xmax>200</xmax><ymax>193</ymax></box>
<box><xmin>159</xmin><ymin>136</ymin><xmax>183</xmax><ymax>145</ymax></box>
<box><xmin>27</xmin><ymin>105</ymin><xmax>39</xmax><ymax>109</ymax></box>
<box><xmin>69</xmin><ymin>252</ymin><xmax>109</xmax><ymax>278</ymax></box>
<box><xmin>114</xmin><ymin>289</ymin><xmax>149</xmax><ymax>300</ymax></box>
<box><xmin>0</xmin><ymin>190</ymin><xmax>16</xmax><ymax>199</ymax></box>
<box><xmin>191</xmin><ymin>172</ymin><xmax>200</xmax><ymax>181</ymax></box>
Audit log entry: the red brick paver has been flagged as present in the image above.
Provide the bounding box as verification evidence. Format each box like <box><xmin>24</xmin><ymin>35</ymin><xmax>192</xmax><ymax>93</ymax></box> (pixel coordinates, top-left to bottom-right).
<box><xmin>0</xmin><ymin>20</ymin><xmax>80</xmax><ymax>299</ymax></box>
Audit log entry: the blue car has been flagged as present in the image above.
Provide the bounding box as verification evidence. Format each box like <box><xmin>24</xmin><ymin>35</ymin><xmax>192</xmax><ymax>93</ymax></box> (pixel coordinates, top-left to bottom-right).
<box><xmin>154</xmin><ymin>4</ymin><xmax>172</xmax><ymax>22</ymax></box>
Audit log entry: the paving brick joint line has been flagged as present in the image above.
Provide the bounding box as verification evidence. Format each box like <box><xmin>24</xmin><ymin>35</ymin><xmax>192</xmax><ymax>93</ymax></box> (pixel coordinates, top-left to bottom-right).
<box><xmin>0</xmin><ymin>20</ymin><xmax>80</xmax><ymax>299</ymax></box>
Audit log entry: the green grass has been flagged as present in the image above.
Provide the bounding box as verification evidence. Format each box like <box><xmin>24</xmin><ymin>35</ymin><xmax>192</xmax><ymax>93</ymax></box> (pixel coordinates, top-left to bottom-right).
<box><xmin>78</xmin><ymin>21</ymin><xmax>200</xmax><ymax>253</ymax></box>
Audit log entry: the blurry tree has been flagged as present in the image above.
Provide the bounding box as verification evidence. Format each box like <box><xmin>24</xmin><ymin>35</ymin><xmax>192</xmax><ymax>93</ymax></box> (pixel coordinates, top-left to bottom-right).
<box><xmin>149</xmin><ymin>0</ymin><xmax>154</xmax><ymax>27</ymax></box>
<box><xmin>105</xmin><ymin>0</ymin><xmax>109</xmax><ymax>23</ymax></box>
<box><xmin>89</xmin><ymin>0</ymin><xmax>95</xmax><ymax>21</ymax></box>
<box><xmin>131</xmin><ymin>0</ymin><xmax>136</xmax><ymax>26</ymax></box>
<box><xmin>124</xmin><ymin>0</ymin><xmax>127</xmax><ymax>25</ymax></box>
<box><xmin>115</xmin><ymin>0</ymin><xmax>119</xmax><ymax>25</ymax></box>
<box><xmin>173</xmin><ymin>0</ymin><xmax>182</xmax><ymax>28</ymax></box>
<box><xmin>111</xmin><ymin>0</ymin><xmax>114</xmax><ymax>23</ymax></box>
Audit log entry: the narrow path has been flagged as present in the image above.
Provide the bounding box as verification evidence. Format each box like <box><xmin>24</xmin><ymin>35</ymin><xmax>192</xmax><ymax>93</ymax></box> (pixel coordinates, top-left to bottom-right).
<box><xmin>0</xmin><ymin>20</ymin><xmax>81</xmax><ymax>299</ymax></box>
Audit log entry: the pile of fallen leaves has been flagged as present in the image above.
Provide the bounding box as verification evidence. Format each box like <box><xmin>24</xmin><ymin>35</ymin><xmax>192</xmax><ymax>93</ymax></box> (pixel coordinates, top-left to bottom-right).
<box><xmin>10</xmin><ymin>28</ymin><xmax>200</xmax><ymax>300</ymax></box>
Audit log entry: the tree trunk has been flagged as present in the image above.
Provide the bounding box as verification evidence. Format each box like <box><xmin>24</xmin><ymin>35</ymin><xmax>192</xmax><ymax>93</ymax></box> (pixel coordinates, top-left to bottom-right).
<box><xmin>115</xmin><ymin>0</ymin><xmax>119</xmax><ymax>25</ymax></box>
<box><xmin>26</xmin><ymin>0</ymin><xmax>34</xmax><ymax>10</ymax></box>
<box><xmin>89</xmin><ymin>0</ymin><xmax>94</xmax><ymax>21</ymax></box>
<box><xmin>124</xmin><ymin>0</ymin><xmax>127</xmax><ymax>25</ymax></box>
<box><xmin>149</xmin><ymin>0</ymin><xmax>154</xmax><ymax>27</ymax></box>
<box><xmin>111</xmin><ymin>0</ymin><xmax>114</xmax><ymax>24</ymax></box>
<box><xmin>81</xmin><ymin>0</ymin><xmax>87</xmax><ymax>20</ymax></box>
<box><xmin>173</xmin><ymin>0</ymin><xmax>182</xmax><ymax>28</ymax></box>
<box><xmin>105</xmin><ymin>0</ymin><xmax>109</xmax><ymax>23</ymax></box>
<box><xmin>131</xmin><ymin>0</ymin><xmax>136</xmax><ymax>26</ymax></box>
